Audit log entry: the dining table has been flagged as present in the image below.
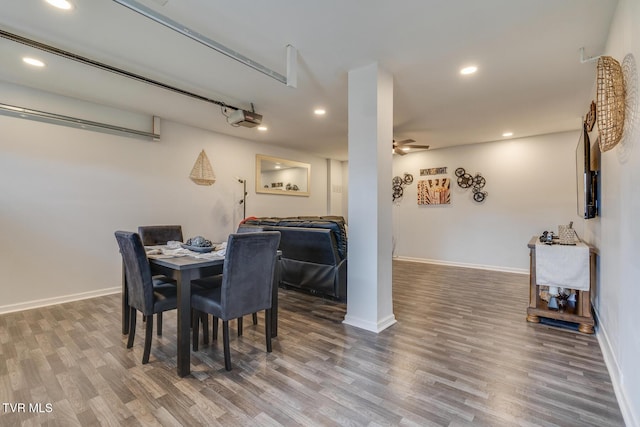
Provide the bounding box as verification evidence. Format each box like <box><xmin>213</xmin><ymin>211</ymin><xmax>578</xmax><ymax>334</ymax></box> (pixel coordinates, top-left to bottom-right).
<box><xmin>121</xmin><ymin>248</ymin><xmax>280</xmax><ymax>377</ymax></box>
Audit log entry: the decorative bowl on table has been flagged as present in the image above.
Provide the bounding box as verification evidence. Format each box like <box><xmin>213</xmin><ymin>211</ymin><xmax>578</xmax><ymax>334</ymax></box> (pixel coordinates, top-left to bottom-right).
<box><xmin>181</xmin><ymin>236</ymin><xmax>214</xmax><ymax>253</ymax></box>
<box><xmin>181</xmin><ymin>244</ymin><xmax>214</xmax><ymax>253</ymax></box>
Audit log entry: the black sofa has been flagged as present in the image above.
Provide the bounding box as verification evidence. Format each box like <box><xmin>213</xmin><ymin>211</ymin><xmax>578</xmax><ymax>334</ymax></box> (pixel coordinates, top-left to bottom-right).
<box><xmin>238</xmin><ymin>216</ymin><xmax>347</xmax><ymax>302</ymax></box>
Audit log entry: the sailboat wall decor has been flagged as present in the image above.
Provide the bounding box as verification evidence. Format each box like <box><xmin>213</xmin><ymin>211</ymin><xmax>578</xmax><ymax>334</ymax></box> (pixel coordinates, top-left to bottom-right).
<box><xmin>189</xmin><ymin>150</ymin><xmax>216</xmax><ymax>186</ymax></box>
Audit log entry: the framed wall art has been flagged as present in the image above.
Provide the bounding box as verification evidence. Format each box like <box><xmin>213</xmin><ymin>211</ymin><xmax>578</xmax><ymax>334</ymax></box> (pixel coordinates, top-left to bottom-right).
<box><xmin>417</xmin><ymin>178</ymin><xmax>451</xmax><ymax>205</ymax></box>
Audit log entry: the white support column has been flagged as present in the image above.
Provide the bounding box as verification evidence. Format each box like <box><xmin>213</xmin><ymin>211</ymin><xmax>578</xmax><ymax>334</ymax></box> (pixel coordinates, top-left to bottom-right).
<box><xmin>344</xmin><ymin>62</ymin><xmax>396</xmax><ymax>333</ymax></box>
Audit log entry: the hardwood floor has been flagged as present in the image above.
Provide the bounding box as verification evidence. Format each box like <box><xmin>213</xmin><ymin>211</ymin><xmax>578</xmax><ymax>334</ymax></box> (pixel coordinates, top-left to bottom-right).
<box><xmin>0</xmin><ymin>261</ymin><xmax>625</xmax><ymax>426</ymax></box>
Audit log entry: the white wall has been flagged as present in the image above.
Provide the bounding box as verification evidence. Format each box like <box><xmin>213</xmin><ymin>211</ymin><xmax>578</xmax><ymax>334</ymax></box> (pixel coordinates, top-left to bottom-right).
<box><xmin>584</xmin><ymin>0</ymin><xmax>640</xmax><ymax>425</ymax></box>
<box><xmin>0</xmin><ymin>83</ymin><xmax>329</xmax><ymax>312</ymax></box>
<box><xmin>392</xmin><ymin>131</ymin><xmax>583</xmax><ymax>272</ymax></box>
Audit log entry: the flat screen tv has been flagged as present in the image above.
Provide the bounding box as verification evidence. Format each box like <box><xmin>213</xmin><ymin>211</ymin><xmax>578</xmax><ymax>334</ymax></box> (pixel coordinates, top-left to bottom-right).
<box><xmin>576</xmin><ymin>123</ymin><xmax>598</xmax><ymax>219</ymax></box>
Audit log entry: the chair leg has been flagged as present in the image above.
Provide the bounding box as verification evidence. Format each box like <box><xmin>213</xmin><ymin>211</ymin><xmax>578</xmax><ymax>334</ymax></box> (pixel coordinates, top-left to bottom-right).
<box><xmin>237</xmin><ymin>316</ymin><xmax>243</xmax><ymax>337</ymax></box>
<box><xmin>265</xmin><ymin>309</ymin><xmax>272</xmax><ymax>353</ymax></box>
<box><xmin>127</xmin><ymin>308</ymin><xmax>137</xmax><ymax>349</ymax></box>
<box><xmin>222</xmin><ymin>320</ymin><xmax>232</xmax><ymax>371</ymax></box>
<box><xmin>157</xmin><ymin>312</ymin><xmax>163</xmax><ymax>336</ymax></box>
<box><xmin>252</xmin><ymin>312</ymin><xmax>258</xmax><ymax>325</ymax></box>
<box><xmin>202</xmin><ymin>313</ymin><xmax>209</xmax><ymax>345</ymax></box>
<box><xmin>142</xmin><ymin>314</ymin><xmax>153</xmax><ymax>364</ymax></box>
<box><xmin>212</xmin><ymin>317</ymin><xmax>218</xmax><ymax>341</ymax></box>
<box><xmin>192</xmin><ymin>310</ymin><xmax>200</xmax><ymax>352</ymax></box>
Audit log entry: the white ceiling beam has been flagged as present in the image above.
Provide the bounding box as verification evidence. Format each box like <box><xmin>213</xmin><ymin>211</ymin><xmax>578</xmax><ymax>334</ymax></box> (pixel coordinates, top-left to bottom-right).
<box><xmin>113</xmin><ymin>0</ymin><xmax>294</xmax><ymax>87</ymax></box>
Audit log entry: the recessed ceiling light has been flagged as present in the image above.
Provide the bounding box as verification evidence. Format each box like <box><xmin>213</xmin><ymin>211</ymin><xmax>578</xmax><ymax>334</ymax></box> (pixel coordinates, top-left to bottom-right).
<box><xmin>460</xmin><ymin>65</ymin><xmax>478</xmax><ymax>75</ymax></box>
<box><xmin>314</xmin><ymin>108</ymin><xmax>326</xmax><ymax>116</ymax></box>
<box><xmin>23</xmin><ymin>57</ymin><xmax>45</xmax><ymax>67</ymax></box>
<box><xmin>45</xmin><ymin>0</ymin><xmax>73</xmax><ymax>10</ymax></box>
<box><xmin>257</xmin><ymin>125</ymin><xmax>268</xmax><ymax>131</ymax></box>
<box><xmin>402</xmin><ymin>147</ymin><xmax>410</xmax><ymax>151</ymax></box>
<box><xmin>502</xmin><ymin>132</ymin><xmax>513</xmax><ymax>137</ymax></box>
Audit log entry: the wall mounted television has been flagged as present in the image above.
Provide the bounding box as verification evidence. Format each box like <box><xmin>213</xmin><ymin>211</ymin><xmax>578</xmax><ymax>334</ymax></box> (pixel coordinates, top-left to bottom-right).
<box><xmin>576</xmin><ymin>123</ymin><xmax>598</xmax><ymax>219</ymax></box>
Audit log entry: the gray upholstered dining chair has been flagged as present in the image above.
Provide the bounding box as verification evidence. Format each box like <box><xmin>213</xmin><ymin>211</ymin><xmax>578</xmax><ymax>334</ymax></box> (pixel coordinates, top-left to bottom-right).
<box><xmin>138</xmin><ymin>225</ymin><xmax>183</xmax><ymax>246</ymax></box>
<box><xmin>137</xmin><ymin>225</ymin><xmax>183</xmax><ymax>336</ymax></box>
<box><xmin>191</xmin><ymin>231</ymin><xmax>281</xmax><ymax>371</ymax></box>
<box><xmin>115</xmin><ymin>231</ymin><xmax>178</xmax><ymax>364</ymax></box>
<box><xmin>234</xmin><ymin>224</ymin><xmax>268</xmax><ymax>331</ymax></box>
<box><xmin>137</xmin><ymin>224</ymin><xmax>216</xmax><ymax>338</ymax></box>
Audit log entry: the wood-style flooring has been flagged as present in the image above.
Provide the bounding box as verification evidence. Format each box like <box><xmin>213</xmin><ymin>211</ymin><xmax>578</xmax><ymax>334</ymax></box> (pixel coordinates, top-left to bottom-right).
<box><xmin>0</xmin><ymin>261</ymin><xmax>625</xmax><ymax>426</ymax></box>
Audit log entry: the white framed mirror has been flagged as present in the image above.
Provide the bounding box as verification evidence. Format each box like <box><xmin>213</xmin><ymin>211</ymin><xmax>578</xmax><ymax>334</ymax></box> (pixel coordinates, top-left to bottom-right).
<box><xmin>256</xmin><ymin>154</ymin><xmax>310</xmax><ymax>197</ymax></box>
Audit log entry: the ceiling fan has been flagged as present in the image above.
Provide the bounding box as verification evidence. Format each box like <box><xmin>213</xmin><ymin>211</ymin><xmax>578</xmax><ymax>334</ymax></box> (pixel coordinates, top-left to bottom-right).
<box><xmin>393</xmin><ymin>139</ymin><xmax>430</xmax><ymax>155</ymax></box>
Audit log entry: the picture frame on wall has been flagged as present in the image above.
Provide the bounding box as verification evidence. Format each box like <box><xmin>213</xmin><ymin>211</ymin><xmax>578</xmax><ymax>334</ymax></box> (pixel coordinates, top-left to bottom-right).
<box><xmin>418</xmin><ymin>178</ymin><xmax>451</xmax><ymax>205</ymax></box>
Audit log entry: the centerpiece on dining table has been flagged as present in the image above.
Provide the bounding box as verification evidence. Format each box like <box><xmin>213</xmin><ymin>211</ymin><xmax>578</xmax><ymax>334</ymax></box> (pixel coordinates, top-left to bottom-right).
<box><xmin>181</xmin><ymin>236</ymin><xmax>214</xmax><ymax>253</ymax></box>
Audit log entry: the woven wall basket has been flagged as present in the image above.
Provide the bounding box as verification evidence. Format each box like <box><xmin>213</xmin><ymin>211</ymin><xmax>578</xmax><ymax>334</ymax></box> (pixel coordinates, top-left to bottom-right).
<box><xmin>596</xmin><ymin>56</ymin><xmax>626</xmax><ymax>152</ymax></box>
<box><xmin>189</xmin><ymin>150</ymin><xmax>216</xmax><ymax>186</ymax></box>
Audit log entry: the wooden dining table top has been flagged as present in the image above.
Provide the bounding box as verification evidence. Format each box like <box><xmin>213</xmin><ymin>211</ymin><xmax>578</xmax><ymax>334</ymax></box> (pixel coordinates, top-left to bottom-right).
<box><xmin>148</xmin><ymin>253</ymin><xmax>225</xmax><ymax>269</ymax></box>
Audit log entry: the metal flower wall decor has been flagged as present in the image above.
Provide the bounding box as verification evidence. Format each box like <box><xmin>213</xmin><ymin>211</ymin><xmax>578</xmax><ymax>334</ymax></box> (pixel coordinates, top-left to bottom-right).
<box><xmin>392</xmin><ymin>173</ymin><xmax>414</xmax><ymax>202</ymax></box>
<box><xmin>455</xmin><ymin>167</ymin><xmax>488</xmax><ymax>203</ymax></box>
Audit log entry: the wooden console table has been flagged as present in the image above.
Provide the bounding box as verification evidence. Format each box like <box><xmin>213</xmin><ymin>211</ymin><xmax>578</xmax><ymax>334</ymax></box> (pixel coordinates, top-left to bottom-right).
<box><xmin>526</xmin><ymin>236</ymin><xmax>597</xmax><ymax>334</ymax></box>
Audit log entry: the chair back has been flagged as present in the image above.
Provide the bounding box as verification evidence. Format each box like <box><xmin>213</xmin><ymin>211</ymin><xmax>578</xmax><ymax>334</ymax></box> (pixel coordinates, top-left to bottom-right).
<box><xmin>138</xmin><ymin>225</ymin><xmax>183</xmax><ymax>246</ymax></box>
<box><xmin>236</xmin><ymin>224</ymin><xmax>265</xmax><ymax>233</ymax></box>
<box><xmin>220</xmin><ymin>232</ymin><xmax>280</xmax><ymax>320</ymax></box>
<box><xmin>115</xmin><ymin>231</ymin><xmax>155</xmax><ymax>315</ymax></box>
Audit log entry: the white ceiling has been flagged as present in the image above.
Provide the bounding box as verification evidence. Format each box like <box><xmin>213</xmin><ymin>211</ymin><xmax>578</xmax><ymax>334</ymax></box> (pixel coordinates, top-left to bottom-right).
<box><xmin>0</xmin><ymin>0</ymin><xmax>618</xmax><ymax>160</ymax></box>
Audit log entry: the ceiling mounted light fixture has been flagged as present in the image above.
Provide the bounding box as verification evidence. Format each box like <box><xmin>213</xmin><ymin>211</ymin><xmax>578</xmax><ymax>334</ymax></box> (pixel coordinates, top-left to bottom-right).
<box><xmin>45</xmin><ymin>0</ymin><xmax>73</xmax><ymax>10</ymax></box>
<box><xmin>502</xmin><ymin>131</ymin><xmax>513</xmax><ymax>137</ymax></box>
<box><xmin>460</xmin><ymin>65</ymin><xmax>478</xmax><ymax>75</ymax></box>
<box><xmin>23</xmin><ymin>57</ymin><xmax>45</xmax><ymax>67</ymax></box>
<box><xmin>314</xmin><ymin>108</ymin><xmax>326</xmax><ymax>115</ymax></box>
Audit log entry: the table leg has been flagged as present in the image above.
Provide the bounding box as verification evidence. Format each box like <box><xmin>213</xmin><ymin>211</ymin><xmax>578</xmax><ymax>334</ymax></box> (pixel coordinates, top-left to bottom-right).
<box><xmin>176</xmin><ymin>270</ymin><xmax>193</xmax><ymax>377</ymax></box>
<box><xmin>122</xmin><ymin>261</ymin><xmax>130</xmax><ymax>335</ymax></box>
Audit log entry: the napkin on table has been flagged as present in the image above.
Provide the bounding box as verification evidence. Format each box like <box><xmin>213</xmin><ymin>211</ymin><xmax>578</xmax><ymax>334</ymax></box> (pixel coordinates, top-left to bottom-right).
<box><xmin>194</xmin><ymin>249</ymin><xmax>225</xmax><ymax>259</ymax></box>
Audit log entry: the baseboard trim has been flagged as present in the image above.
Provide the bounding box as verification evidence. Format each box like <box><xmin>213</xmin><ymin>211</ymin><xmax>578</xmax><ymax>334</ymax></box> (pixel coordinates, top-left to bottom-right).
<box><xmin>0</xmin><ymin>287</ymin><xmax>120</xmax><ymax>315</ymax></box>
<box><xmin>393</xmin><ymin>256</ymin><xmax>529</xmax><ymax>275</ymax></box>
<box><xmin>595</xmin><ymin>309</ymin><xmax>638</xmax><ymax>427</ymax></box>
<box><xmin>343</xmin><ymin>313</ymin><xmax>397</xmax><ymax>333</ymax></box>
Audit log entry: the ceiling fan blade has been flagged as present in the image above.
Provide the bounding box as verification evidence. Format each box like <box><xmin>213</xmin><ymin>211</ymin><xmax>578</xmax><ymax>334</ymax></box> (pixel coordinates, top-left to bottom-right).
<box><xmin>393</xmin><ymin>138</ymin><xmax>428</xmax><ymax>154</ymax></box>
<box><xmin>403</xmin><ymin>144</ymin><xmax>430</xmax><ymax>149</ymax></box>
<box><xmin>394</xmin><ymin>138</ymin><xmax>416</xmax><ymax>146</ymax></box>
